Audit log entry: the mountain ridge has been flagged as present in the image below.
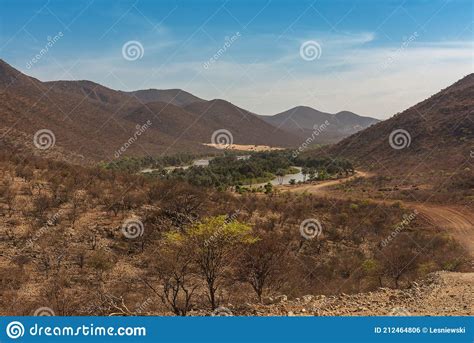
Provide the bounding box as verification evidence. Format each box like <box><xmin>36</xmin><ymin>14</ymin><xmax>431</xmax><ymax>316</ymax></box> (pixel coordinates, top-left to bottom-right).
<box><xmin>0</xmin><ymin>59</ymin><xmax>301</xmax><ymax>163</ymax></box>
<box><xmin>260</xmin><ymin>106</ymin><xmax>380</xmax><ymax>144</ymax></box>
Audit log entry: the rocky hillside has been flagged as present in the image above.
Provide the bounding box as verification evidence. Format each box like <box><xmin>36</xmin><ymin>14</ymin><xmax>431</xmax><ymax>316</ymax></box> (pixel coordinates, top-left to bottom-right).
<box><xmin>307</xmin><ymin>74</ymin><xmax>474</xmax><ymax>199</ymax></box>
<box><xmin>317</xmin><ymin>74</ymin><xmax>473</xmax><ymax>173</ymax></box>
<box><xmin>204</xmin><ymin>272</ymin><xmax>473</xmax><ymax>316</ymax></box>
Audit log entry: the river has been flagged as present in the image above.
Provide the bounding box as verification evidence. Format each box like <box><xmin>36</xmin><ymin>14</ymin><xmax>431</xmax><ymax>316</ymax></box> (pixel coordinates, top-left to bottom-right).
<box><xmin>140</xmin><ymin>158</ymin><xmax>304</xmax><ymax>186</ymax></box>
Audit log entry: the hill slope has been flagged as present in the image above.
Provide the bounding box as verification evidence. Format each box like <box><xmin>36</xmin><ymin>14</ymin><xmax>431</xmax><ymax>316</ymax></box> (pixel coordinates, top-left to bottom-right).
<box><xmin>125</xmin><ymin>88</ymin><xmax>205</xmax><ymax>107</ymax></box>
<box><xmin>311</xmin><ymin>74</ymin><xmax>474</xmax><ymax>195</ymax></box>
<box><xmin>184</xmin><ymin>99</ymin><xmax>301</xmax><ymax>147</ymax></box>
<box><xmin>0</xmin><ymin>59</ymin><xmax>300</xmax><ymax>163</ymax></box>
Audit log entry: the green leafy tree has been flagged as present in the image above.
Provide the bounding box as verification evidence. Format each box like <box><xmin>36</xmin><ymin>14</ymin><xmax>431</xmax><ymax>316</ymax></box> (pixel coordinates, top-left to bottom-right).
<box><xmin>176</xmin><ymin>215</ymin><xmax>257</xmax><ymax>309</ymax></box>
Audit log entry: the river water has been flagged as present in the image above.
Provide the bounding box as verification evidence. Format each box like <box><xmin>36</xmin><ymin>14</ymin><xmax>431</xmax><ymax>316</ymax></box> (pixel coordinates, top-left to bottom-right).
<box><xmin>141</xmin><ymin>158</ymin><xmax>304</xmax><ymax>186</ymax></box>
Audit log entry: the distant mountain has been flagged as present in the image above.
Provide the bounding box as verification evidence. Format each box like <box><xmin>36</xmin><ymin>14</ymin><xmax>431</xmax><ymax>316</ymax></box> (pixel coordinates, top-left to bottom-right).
<box><xmin>0</xmin><ymin>60</ymin><xmax>196</xmax><ymax>164</ymax></box>
<box><xmin>0</xmin><ymin>59</ymin><xmax>300</xmax><ymax>163</ymax></box>
<box><xmin>260</xmin><ymin>106</ymin><xmax>379</xmax><ymax>144</ymax></box>
<box><xmin>123</xmin><ymin>98</ymin><xmax>301</xmax><ymax>147</ymax></box>
<box><xmin>313</xmin><ymin>74</ymin><xmax>474</xmax><ymax>182</ymax></box>
<box><xmin>125</xmin><ymin>89</ymin><xmax>205</xmax><ymax>107</ymax></box>
<box><xmin>183</xmin><ymin>99</ymin><xmax>301</xmax><ymax>147</ymax></box>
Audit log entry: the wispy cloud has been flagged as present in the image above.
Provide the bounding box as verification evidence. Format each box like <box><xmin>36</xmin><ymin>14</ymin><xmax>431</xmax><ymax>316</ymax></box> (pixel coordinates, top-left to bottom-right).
<box><xmin>12</xmin><ymin>29</ymin><xmax>473</xmax><ymax>119</ymax></box>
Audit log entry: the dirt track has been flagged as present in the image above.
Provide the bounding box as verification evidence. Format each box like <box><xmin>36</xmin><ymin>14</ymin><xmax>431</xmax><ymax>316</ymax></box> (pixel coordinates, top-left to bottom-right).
<box><xmin>280</xmin><ymin>171</ymin><xmax>474</xmax><ymax>256</ymax></box>
<box><xmin>263</xmin><ymin>172</ymin><xmax>474</xmax><ymax>316</ymax></box>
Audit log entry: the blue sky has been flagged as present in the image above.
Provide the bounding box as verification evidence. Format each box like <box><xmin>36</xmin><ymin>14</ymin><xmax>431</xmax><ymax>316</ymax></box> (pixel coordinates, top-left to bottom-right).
<box><xmin>0</xmin><ymin>0</ymin><xmax>472</xmax><ymax>118</ymax></box>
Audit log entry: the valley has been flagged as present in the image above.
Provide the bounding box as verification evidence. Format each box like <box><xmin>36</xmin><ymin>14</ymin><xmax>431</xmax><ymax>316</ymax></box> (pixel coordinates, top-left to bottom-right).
<box><xmin>0</xmin><ymin>58</ymin><xmax>472</xmax><ymax>317</ymax></box>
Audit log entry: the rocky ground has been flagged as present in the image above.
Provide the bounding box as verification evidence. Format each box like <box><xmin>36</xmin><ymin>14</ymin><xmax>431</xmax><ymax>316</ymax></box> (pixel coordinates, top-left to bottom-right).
<box><xmin>200</xmin><ymin>271</ymin><xmax>473</xmax><ymax>316</ymax></box>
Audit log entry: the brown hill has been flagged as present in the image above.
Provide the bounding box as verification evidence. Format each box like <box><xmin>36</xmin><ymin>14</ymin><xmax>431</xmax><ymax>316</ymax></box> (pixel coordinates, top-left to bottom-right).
<box><xmin>44</xmin><ymin>80</ymin><xmax>131</xmax><ymax>106</ymax></box>
<box><xmin>183</xmin><ymin>99</ymin><xmax>301</xmax><ymax>147</ymax></box>
<box><xmin>123</xmin><ymin>99</ymin><xmax>302</xmax><ymax>147</ymax></box>
<box><xmin>312</xmin><ymin>74</ymin><xmax>474</xmax><ymax>195</ymax></box>
<box><xmin>0</xmin><ymin>60</ymin><xmax>207</xmax><ymax>164</ymax></box>
<box><xmin>125</xmin><ymin>88</ymin><xmax>205</xmax><ymax>107</ymax></box>
<box><xmin>0</xmin><ymin>59</ymin><xmax>299</xmax><ymax>163</ymax></box>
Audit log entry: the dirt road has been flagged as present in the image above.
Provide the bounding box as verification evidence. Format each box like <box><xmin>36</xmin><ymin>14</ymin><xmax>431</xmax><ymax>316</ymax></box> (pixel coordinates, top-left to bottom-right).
<box><xmin>266</xmin><ymin>171</ymin><xmax>474</xmax><ymax>316</ymax></box>
<box><xmin>280</xmin><ymin>171</ymin><xmax>474</xmax><ymax>256</ymax></box>
<box><xmin>412</xmin><ymin>204</ymin><xmax>474</xmax><ymax>256</ymax></box>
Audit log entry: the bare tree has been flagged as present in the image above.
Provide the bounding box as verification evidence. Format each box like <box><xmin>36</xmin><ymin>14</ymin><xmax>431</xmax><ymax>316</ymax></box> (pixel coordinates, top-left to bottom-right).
<box><xmin>239</xmin><ymin>232</ymin><xmax>287</xmax><ymax>302</ymax></box>
<box><xmin>145</xmin><ymin>240</ymin><xmax>197</xmax><ymax>316</ymax></box>
<box><xmin>380</xmin><ymin>236</ymin><xmax>419</xmax><ymax>288</ymax></box>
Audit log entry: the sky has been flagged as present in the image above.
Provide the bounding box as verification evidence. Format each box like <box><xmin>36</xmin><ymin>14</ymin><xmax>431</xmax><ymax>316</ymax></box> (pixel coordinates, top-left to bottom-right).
<box><xmin>0</xmin><ymin>0</ymin><xmax>472</xmax><ymax>119</ymax></box>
